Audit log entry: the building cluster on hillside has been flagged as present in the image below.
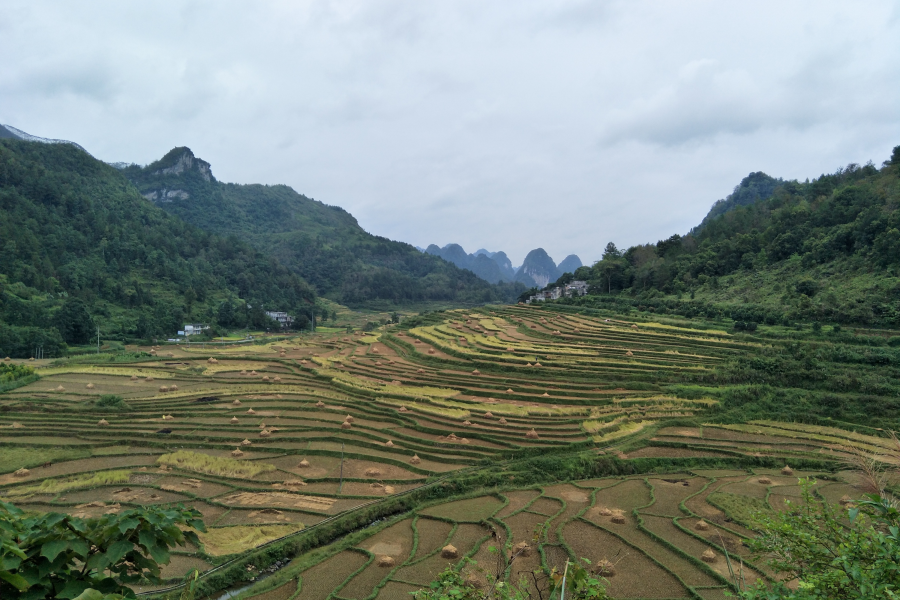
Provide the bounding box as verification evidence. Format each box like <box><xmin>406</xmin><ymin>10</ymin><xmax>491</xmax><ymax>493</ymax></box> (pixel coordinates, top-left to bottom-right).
<box><xmin>524</xmin><ymin>280</ymin><xmax>589</xmax><ymax>304</ymax></box>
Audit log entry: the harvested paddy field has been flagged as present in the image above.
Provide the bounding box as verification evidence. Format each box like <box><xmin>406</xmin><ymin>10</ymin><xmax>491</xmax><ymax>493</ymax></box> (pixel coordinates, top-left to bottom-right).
<box><xmin>1</xmin><ymin>306</ymin><xmax>895</xmax><ymax>598</ymax></box>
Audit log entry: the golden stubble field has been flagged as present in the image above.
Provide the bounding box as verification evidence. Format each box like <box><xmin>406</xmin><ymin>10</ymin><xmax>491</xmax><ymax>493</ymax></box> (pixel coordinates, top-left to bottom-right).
<box><xmin>0</xmin><ymin>306</ymin><xmax>888</xmax><ymax>599</ymax></box>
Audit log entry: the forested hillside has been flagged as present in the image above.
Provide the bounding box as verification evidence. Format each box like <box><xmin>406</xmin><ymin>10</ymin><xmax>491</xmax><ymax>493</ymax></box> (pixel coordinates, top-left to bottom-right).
<box><xmin>124</xmin><ymin>149</ymin><xmax>523</xmax><ymax>305</ymax></box>
<box><xmin>569</xmin><ymin>146</ymin><xmax>900</xmax><ymax>328</ymax></box>
<box><xmin>0</xmin><ymin>140</ymin><xmax>315</xmax><ymax>356</ymax></box>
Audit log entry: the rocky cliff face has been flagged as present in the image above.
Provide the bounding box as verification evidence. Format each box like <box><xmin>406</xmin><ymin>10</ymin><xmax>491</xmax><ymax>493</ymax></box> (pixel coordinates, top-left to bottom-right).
<box><xmin>515</xmin><ymin>248</ymin><xmax>559</xmax><ymax>288</ymax></box>
<box><xmin>152</xmin><ymin>149</ymin><xmax>213</xmax><ymax>182</ymax></box>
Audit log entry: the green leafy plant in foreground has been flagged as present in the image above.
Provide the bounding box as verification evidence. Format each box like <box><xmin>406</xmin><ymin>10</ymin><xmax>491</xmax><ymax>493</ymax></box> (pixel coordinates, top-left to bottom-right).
<box><xmin>739</xmin><ymin>479</ymin><xmax>900</xmax><ymax>600</ymax></box>
<box><xmin>0</xmin><ymin>501</ymin><xmax>205</xmax><ymax>600</ymax></box>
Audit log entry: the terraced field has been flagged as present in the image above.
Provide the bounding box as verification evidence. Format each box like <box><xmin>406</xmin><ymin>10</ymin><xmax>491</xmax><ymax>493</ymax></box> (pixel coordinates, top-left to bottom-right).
<box><xmin>0</xmin><ymin>306</ymin><xmax>890</xmax><ymax>599</ymax></box>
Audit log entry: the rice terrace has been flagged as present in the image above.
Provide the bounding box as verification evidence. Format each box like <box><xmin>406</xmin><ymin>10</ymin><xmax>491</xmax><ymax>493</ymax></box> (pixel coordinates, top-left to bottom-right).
<box><xmin>2</xmin><ymin>304</ymin><xmax>897</xmax><ymax>600</ymax></box>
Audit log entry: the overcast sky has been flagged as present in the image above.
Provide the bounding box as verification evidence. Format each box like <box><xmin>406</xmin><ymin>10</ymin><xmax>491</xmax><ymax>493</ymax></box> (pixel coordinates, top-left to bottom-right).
<box><xmin>2</xmin><ymin>1</ymin><xmax>899</xmax><ymax>266</ymax></box>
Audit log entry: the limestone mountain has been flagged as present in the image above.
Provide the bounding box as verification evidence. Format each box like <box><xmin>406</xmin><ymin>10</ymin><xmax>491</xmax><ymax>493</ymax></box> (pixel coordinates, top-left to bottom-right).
<box><xmin>557</xmin><ymin>254</ymin><xmax>584</xmax><ymax>275</ymax></box>
<box><xmin>125</xmin><ymin>148</ymin><xmax>521</xmax><ymax>305</ymax></box>
<box><xmin>515</xmin><ymin>248</ymin><xmax>561</xmax><ymax>288</ymax></box>
<box><xmin>424</xmin><ymin>244</ymin><xmax>517</xmax><ymax>283</ymax></box>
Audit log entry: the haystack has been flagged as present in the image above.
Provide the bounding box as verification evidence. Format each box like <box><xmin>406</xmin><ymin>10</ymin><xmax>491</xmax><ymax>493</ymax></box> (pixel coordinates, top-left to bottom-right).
<box><xmin>298</xmin><ymin>459</ymin><xmax>310</xmax><ymax>468</ymax></box>
<box><xmin>384</xmin><ymin>486</ymin><xmax>395</xmax><ymax>494</ymax></box>
<box><xmin>462</xmin><ymin>420</ymin><xmax>472</xmax><ymax>427</ymax></box>
<box><xmin>472</xmin><ymin>369</ymin><xmax>480</xmax><ymax>375</ymax></box>
<box><xmin>758</xmin><ymin>477</ymin><xmax>772</xmax><ymax>484</ymax></box>
<box><xmin>86</xmin><ymin>383</ymin><xmax>95</xmax><ymax>389</ymax></box>
<box><xmin>345</xmin><ymin>415</ymin><xmax>354</xmax><ymax>423</ymax></box>
<box><xmin>595</xmin><ymin>559</ymin><xmax>616</xmax><ymax>577</ymax></box>
<box><xmin>377</xmin><ymin>556</ymin><xmax>395</xmax><ymax>568</ymax></box>
<box><xmin>525</xmin><ymin>363</ymin><xmax>532</xmax><ymax>367</ymax></box>
<box><xmin>399</xmin><ymin>406</ymin><xmax>409</xmax><ymax>412</ymax></box>
<box><xmin>365</xmin><ymin>468</ymin><xmax>382</xmax><ymax>477</ymax></box>
<box><xmin>701</xmin><ymin>549</ymin><xmax>716</xmax><ymax>563</ymax></box>
<box><xmin>231</xmin><ymin>417</ymin><xmax>239</xmax><ymax>424</ymax></box>
<box><xmin>145</xmin><ymin>377</ymin><xmax>154</xmax><ymax>382</ymax></box>
<box><xmin>526</xmin><ymin>428</ymin><xmax>539</xmax><ymax>439</ymax></box>
<box><xmin>341</xmin><ymin>421</ymin><xmax>352</xmax><ymax>430</ymax></box>
<box><xmin>484</xmin><ymin>412</ymin><xmax>494</xmax><ymax>418</ymax></box>
<box><xmin>247</xmin><ymin>409</ymin><xmax>256</xmax><ymax>415</ymax></box>
<box><xmin>159</xmin><ymin>386</ymin><xmax>169</xmax><ymax>393</ymax></box>
<box><xmin>441</xmin><ymin>544</ymin><xmax>459</xmax><ymax>559</ymax></box>
<box><xmin>170</xmin><ymin>384</ymin><xmax>178</xmax><ymax>391</ymax></box>
<box><xmin>597</xmin><ymin>507</ymin><xmax>612</xmax><ymax>516</ymax></box>
<box><xmin>231</xmin><ymin>449</ymin><xmax>244</xmax><ymax>457</ymax></box>
<box><xmin>273</xmin><ymin>376</ymin><xmax>281</xmax><ymax>383</ymax></box>
<box><xmin>385</xmin><ymin>440</ymin><xmax>395</xmax><ymax>448</ymax></box>
<box><xmin>131</xmin><ymin>375</ymin><xmax>138</xmax><ymax>381</ymax></box>
<box><xmin>410</xmin><ymin>454</ymin><xmax>421</xmax><ymax>465</ymax></box>
<box><xmin>695</xmin><ymin>520</ymin><xmax>710</xmax><ymax>531</ymax></box>
<box><xmin>625</xmin><ymin>351</ymin><xmax>634</xmax><ymax>357</ymax></box>
<box><xmin>207</xmin><ymin>357</ymin><xmax>218</xmax><ymax>364</ymax></box>
<box><xmin>781</xmin><ymin>465</ymin><xmax>794</xmax><ymax>476</ymax></box>
<box><xmin>13</xmin><ymin>468</ymin><xmax>29</xmax><ymax>477</ymax></box>
<box><xmin>241</xmin><ymin>370</ymin><xmax>247</xmax><ymax>376</ymax></box>
<box><xmin>534</xmin><ymin>362</ymin><xmax>542</xmax><ymax>367</ymax></box>
<box><xmin>427</xmin><ymin>349</ymin><xmax>436</xmax><ymax>354</ymax></box>
<box><xmin>631</xmin><ymin>324</ymin><xmax>638</xmax><ymax>329</ymax></box>
<box><xmin>55</xmin><ymin>385</ymin><xmax>65</xmax><ymax>392</ymax></box>
<box><xmin>506</xmin><ymin>388</ymin><xmax>514</xmax><ymax>393</ymax></box>
<box><xmin>262</xmin><ymin>375</ymin><xmax>270</xmax><ymax>382</ymax></box>
<box><xmin>250</xmin><ymin>371</ymin><xmax>258</xmax><ymax>376</ymax></box>
<box><xmin>316</xmin><ymin>401</ymin><xmax>325</xmax><ymax>407</ymax></box>
<box><xmin>499</xmin><ymin>417</ymin><xmax>508</xmax><ymax>424</ymax></box>
<box><xmin>542</xmin><ymin>392</ymin><xmax>550</xmax><ymax>397</ymax></box>
<box><xmin>3</xmin><ymin>356</ymin><xmax>9</xmax><ymax>361</ymax></box>
<box><xmin>232</xmin><ymin>399</ymin><xmax>242</xmax><ymax>406</ymax></box>
<box><xmin>98</xmin><ymin>419</ymin><xmax>109</xmax><ymax>426</ymax></box>
<box><xmin>240</xmin><ymin>439</ymin><xmax>252</xmax><ymax>447</ymax></box>
<box><xmin>258</xmin><ymin>422</ymin><xmax>266</xmax><ymax>428</ymax></box>
<box><xmin>611</xmin><ymin>511</ymin><xmax>626</xmax><ymax>524</ymax></box>
<box><xmin>511</xmin><ymin>541</ymin><xmax>531</xmax><ymax>557</ymax></box>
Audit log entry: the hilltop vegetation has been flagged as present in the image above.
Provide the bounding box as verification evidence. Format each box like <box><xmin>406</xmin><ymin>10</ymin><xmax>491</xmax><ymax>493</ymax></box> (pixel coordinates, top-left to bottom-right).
<box><xmin>124</xmin><ymin>149</ymin><xmax>523</xmax><ymax>306</ymax></box>
<box><xmin>0</xmin><ymin>140</ymin><xmax>315</xmax><ymax>356</ymax></box>
<box><xmin>568</xmin><ymin>145</ymin><xmax>900</xmax><ymax>328</ymax></box>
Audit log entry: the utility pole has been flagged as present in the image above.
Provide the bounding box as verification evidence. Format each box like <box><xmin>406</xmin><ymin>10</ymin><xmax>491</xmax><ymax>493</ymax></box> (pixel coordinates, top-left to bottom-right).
<box><xmin>97</xmin><ymin>326</ymin><xmax>101</xmax><ymax>354</ymax></box>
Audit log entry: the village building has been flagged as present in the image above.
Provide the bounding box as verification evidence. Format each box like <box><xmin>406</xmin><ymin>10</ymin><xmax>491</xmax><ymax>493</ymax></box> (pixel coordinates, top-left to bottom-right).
<box><xmin>265</xmin><ymin>311</ymin><xmax>294</xmax><ymax>328</ymax></box>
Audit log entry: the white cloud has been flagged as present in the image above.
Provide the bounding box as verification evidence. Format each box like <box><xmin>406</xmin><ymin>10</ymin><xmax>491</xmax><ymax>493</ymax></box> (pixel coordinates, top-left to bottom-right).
<box><xmin>1</xmin><ymin>0</ymin><xmax>898</xmax><ymax>266</ymax></box>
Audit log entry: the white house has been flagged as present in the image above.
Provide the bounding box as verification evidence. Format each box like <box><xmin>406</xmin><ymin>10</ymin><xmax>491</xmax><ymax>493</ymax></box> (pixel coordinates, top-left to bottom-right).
<box><xmin>265</xmin><ymin>311</ymin><xmax>294</xmax><ymax>328</ymax></box>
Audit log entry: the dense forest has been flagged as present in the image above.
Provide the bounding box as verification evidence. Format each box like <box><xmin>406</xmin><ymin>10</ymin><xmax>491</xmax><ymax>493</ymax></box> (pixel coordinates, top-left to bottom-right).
<box><xmin>0</xmin><ymin>140</ymin><xmax>316</xmax><ymax>356</ymax></box>
<box><xmin>561</xmin><ymin>145</ymin><xmax>900</xmax><ymax>328</ymax></box>
<box><xmin>124</xmin><ymin>149</ymin><xmax>523</xmax><ymax>306</ymax></box>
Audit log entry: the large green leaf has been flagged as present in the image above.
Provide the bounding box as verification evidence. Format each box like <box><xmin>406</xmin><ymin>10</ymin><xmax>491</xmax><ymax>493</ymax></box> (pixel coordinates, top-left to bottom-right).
<box><xmin>40</xmin><ymin>539</ymin><xmax>70</xmax><ymax>562</ymax></box>
<box><xmin>0</xmin><ymin>569</ymin><xmax>30</xmax><ymax>591</ymax></box>
<box><xmin>104</xmin><ymin>540</ymin><xmax>133</xmax><ymax>566</ymax></box>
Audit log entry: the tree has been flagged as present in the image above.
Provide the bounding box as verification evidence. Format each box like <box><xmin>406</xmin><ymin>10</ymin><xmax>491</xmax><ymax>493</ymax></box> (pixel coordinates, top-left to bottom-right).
<box><xmin>740</xmin><ymin>478</ymin><xmax>900</xmax><ymax>600</ymax></box>
<box><xmin>54</xmin><ymin>298</ymin><xmax>95</xmax><ymax>345</ymax></box>
<box><xmin>0</xmin><ymin>502</ymin><xmax>205</xmax><ymax>600</ymax></box>
<box><xmin>602</xmin><ymin>242</ymin><xmax>621</xmax><ymax>260</ymax></box>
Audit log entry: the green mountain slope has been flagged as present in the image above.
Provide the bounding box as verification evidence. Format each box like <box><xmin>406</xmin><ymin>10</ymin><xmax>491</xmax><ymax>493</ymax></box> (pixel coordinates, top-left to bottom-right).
<box><xmin>570</xmin><ymin>146</ymin><xmax>900</xmax><ymax>328</ymax></box>
<box><xmin>0</xmin><ymin>140</ymin><xmax>315</xmax><ymax>356</ymax></box>
<box><xmin>124</xmin><ymin>148</ymin><xmax>523</xmax><ymax>305</ymax></box>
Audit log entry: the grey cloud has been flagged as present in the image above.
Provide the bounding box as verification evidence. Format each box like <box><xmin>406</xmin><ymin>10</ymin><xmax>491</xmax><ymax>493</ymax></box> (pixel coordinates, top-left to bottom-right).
<box><xmin>1</xmin><ymin>0</ymin><xmax>899</xmax><ymax>265</ymax></box>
